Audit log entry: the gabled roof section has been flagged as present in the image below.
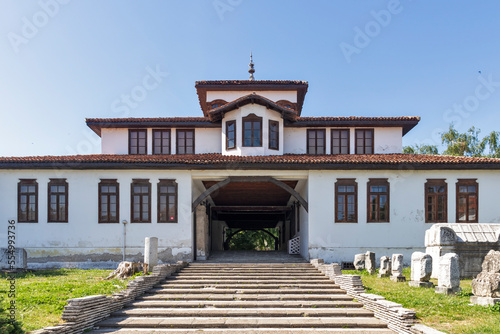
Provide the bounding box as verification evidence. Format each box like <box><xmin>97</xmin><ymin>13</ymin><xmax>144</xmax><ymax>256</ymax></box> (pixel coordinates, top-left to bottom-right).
<box><xmin>1</xmin><ymin>153</ymin><xmax>500</xmax><ymax>170</ymax></box>
<box><xmin>86</xmin><ymin>117</ymin><xmax>218</xmax><ymax>137</ymax></box>
<box><xmin>208</xmin><ymin>93</ymin><xmax>298</xmax><ymax>122</ymax></box>
<box><xmin>288</xmin><ymin>116</ymin><xmax>420</xmax><ymax>135</ymax></box>
<box><xmin>195</xmin><ymin>80</ymin><xmax>308</xmax><ymax>117</ymax></box>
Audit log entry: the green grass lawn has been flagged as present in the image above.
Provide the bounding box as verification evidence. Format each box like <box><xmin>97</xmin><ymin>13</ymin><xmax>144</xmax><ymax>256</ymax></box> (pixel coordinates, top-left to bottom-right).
<box><xmin>0</xmin><ymin>269</ymin><xmax>130</xmax><ymax>332</ymax></box>
<box><xmin>344</xmin><ymin>268</ymin><xmax>500</xmax><ymax>334</ymax></box>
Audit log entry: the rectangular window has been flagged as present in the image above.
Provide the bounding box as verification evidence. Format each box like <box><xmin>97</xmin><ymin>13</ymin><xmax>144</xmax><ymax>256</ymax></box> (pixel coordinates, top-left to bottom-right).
<box><xmin>355</xmin><ymin>129</ymin><xmax>374</xmax><ymax>154</ymax></box>
<box><xmin>158</xmin><ymin>180</ymin><xmax>178</xmax><ymax>223</ymax></box>
<box><xmin>307</xmin><ymin>129</ymin><xmax>326</xmax><ymax>154</ymax></box>
<box><xmin>18</xmin><ymin>179</ymin><xmax>38</xmax><ymax>223</ymax></box>
<box><xmin>226</xmin><ymin>121</ymin><xmax>236</xmax><ymax>150</ymax></box>
<box><xmin>456</xmin><ymin>179</ymin><xmax>478</xmax><ymax>223</ymax></box>
<box><xmin>331</xmin><ymin>129</ymin><xmax>350</xmax><ymax>155</ymax></box>
<box><xmin>48</xmin><ymin>179</ymin><xmax>68</xmax><ymax>223</ymax></box>
<box><xmin>335</xmin><ymin>179</ymin><xmax>357</xmax><ymax>223</ymax></box>
<box><xmin>131</xmin><ymin>179</ymin><xmax>151</xmax><ymax>223</ymax></box>
<box><xmin>99</xmin><ymin>179</ymin><xmax>119</xmax><ymax>223</ymax></box>
<box><xmin>129</xmin><ymin>129</ymin><xmax>147</xmax><ymax>155</ymax></box>
<box><xmin>269</xmin><ymin>120</ymin><xmax>279</xmax><ymax>150</ymax></box>
<box><xmin>243</xmin><ymin>114</ymin><xmax>262</xmax><ymax>147</ymax></box>
<box><xmin>367</xmin><ymin>179</ymin><xmax>390</xmax><ymax>222</ymax></box>
<box><xmin>176</xmin><ymin>129</ymin><xmax>195</xmax><ymax>154</ymax></box>
<box><xmin>153</xmin><ymin>129</ymin><xmax>171</xmax><ymax>155</ymax></box>
<box><xmin>425</xmin><ymin>179</ymin><xmax>447</xmax><ymax>223</ymax></box>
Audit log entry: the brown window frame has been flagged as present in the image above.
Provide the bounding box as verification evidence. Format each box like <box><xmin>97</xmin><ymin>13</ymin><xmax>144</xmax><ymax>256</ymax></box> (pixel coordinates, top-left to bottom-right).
<box><xmin>176</xmin><ymin>129</ymin><xmax>195</xmax><ymax>154</ymax></box>
<box><xmin>456</xmin><ymin>179</ymin><xmax>478</xmax><ymax>223</ymax></box>
<box><xmin>367</xmin><ymin>178</ymin><xmax>390</xmax><ymax>223</ymax></box>
<box><xmin>335</xmin><ymin>178</ymin><xmax>357</xmax><ymax>223</ymax></box>
<box><xmin>425</xmin><ymin>179</ymin><xmax>447</xmax><ymax>223</ymax></box>
<box><xmin>152</xmin><ymin>129</ymin><xmax>171</xmax><ymax>155</ymax></box>
<box><xmin>128</xmin><ymin>129</ymin><xmax>147</xmax><ymax>155</ymax></box>
<box><xmin>331</xmin><ymin>129</ymin><xmax>350</xmax><ymax>155</ymax></box>
<box><xmin>48</xmin><ymin>179</ymin><xmax>68</xmax><ymax>223</ymax></box>
<box><xmin>158</xmin><ymin>179</ymin><xmax>178</xmax><ymax>223</ymax></box>
<box><xmin>269</xmin><ymin>120</ymin><xmax>279</xmax><ymax>150</ymax></box>
<box><xmin>355</xmin><ymin>129</ymin><xmax>374</xmax><ymax>154</ymax></box>
<box><xmin>242</xmin><ymin>114</ymin><xmax>263</xmax><ymax>147</ymax></box>
<box><xmin>18</xmin><ymin>179</ymin><xmax>38</xmax><ymax>223</ymax></box>
<box><xmin>307</xmin><ymin>129</ymin><xmax>326</xmax><ymax>155</ymax></box>
<box><xmin>131</xmin><ymin>179</ymin><xmax>151</xmax><ymax>223</ymax></box>
<box><xmin>99</xmin><ymin>179</ymin><xmax>119</xmax><ymax>224</ymax></box>
<box><xmin>226</xmin><ymin>120</ymin><xmax>236</xmax><ymax>150</ymax></box>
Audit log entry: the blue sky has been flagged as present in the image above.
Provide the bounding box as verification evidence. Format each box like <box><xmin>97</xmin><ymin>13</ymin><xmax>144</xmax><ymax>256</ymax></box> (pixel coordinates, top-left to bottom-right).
<box><xmin>1</xmin><ymin>0</ymin><xmax>500</xmax><ymax>156</ymax></box>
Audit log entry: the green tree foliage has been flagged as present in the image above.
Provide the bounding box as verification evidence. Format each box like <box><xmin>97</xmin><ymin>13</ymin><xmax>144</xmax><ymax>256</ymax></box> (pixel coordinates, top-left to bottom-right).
<box><xmin>402</xmin><ymin>144</ymin><xmax>439</xmax><ymax>155</ymax></box>
<box><xmin>440</xmin><ymin>125</ymin><xmax>500</xmax><ymax>157</ymax></box>
<box><xmin>0</xmin><ymin>301</ymin><xmax>24</xmax><ymax>334</ymax></box>
<box><xmin>226</xmin><ymin>228</ymin><xmax>278</xmax><ymax>251</ymax></box>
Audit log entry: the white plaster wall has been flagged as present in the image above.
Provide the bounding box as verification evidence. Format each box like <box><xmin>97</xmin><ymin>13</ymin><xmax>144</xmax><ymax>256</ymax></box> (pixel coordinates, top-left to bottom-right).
<box><xmin>284</xmin><ymin>127</ymin><xmax>404</xmax><ymax>154</ymax></box>
<box><xmin>195</xmin><ymin>128</ymin><xmax>221</xmax><ymax>154</ymax></box>
<box><xmin>0</xmin><ymin>169</ymin><xmax>193</xmax><ymax>268</ymax></box>
<box><xmin>101</xmin><ymin>128</ymin><xmax>129</xmax><ymax>154</ymax></box>
<box><xmin>207</xmin><ymin>91</ymin><xmax>297</xmax><ymax>103</ymax></box>
<box><xmin>307</xmin><ymin>169</ymin><xmax>500</xmax><ymax>266</ymax></box>
<box><xmin>221</xmin><ymin>105</ymin><xmax>283</xmax><ymax>156</ymax></box>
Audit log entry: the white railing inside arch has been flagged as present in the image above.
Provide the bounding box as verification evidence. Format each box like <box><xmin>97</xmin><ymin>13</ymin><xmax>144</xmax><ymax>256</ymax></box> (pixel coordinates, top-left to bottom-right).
<box><xmin>288</xmin><ymin>236</ymin><xmax>300</xmax><ymax>255</ymax></box>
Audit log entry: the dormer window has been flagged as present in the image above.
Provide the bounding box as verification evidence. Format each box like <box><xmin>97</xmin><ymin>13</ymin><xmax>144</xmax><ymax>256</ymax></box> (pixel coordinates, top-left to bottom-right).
<box><xmin>129</xmin><ymin>129</ymin><xmax>147</xmax><ymax>155</ymax></box>
<box><xmin>209</xmin><ymin>99</ymin><xmax>227</xmax><ymax>110</ymax></box>
<box><xmin>242</xmin><ymin>114</ymin><xmax>262</xmax><ymax>147</ymax></box>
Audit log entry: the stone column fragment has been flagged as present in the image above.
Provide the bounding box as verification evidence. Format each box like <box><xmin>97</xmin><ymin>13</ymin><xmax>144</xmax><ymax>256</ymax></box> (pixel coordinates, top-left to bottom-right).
<box><xmin>378</xmin><ymin>256</ymin><xmax>391</xmax><ymax>278</ymax></box>
<box><xmin>390</xmin><ymin>254</ymin><xmax>406</xmax><ymax>282</ymax></box>
<box><xmin>435</xmin><ymin>253</ymin><xmax>461</xmax><ymax>295</ymax></box>
<box><xmin>409</xmin><ymin>252</ymin><xmax>433</xmax><ymax>288</ymax></box>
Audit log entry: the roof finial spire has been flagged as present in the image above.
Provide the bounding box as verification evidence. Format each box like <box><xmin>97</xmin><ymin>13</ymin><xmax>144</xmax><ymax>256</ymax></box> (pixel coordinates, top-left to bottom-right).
<box><xmin>248</xmin><ymin>52</ymin><xmax>255</xmax><ymax>81</ymax></box>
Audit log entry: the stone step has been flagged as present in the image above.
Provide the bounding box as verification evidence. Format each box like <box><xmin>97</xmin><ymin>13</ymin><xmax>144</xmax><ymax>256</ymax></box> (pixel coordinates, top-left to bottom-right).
<box><xmin>170</xmin><ymin>275</ymin><xmax>327</xmax><ymax>280</ymax></box>
<box><xmin>155</xmin><ymin>283</ymin><xmax>340</xmax><ymax>289</ymax></box>
<box><xmin>187</xmin><ymin>263</ymin><xmax>313</xmax><ymax>267</ymax></box>
<box><xmin>179</xmin><ymin>268</ymin><xmax>321</xmax><ymax>273</ymax></box>
<box><xmin>127</xmin><ymin>300</ymin><xmax>362</xmax><ymax>309</ymax></box>
<box><xmin>136</xmin><ymin>294</ymin><xmax>355</xmax><ymax>302</ymax></box>
<box><xmin>174</xmin><ymin>271</ymin><xmax>324</xmax><ymax>276</ymax></box>
<box><xmin>96</xmin><ymin>316</ymin><xmax>389</xmax><ymax>329</ymax></box>
<box><xmin>90</xmin><ymin>329</ymin><xmax>395</xmax><ymax>334</ymax></box>
<box><xmin>163</xmin><ymin>279</ymin><xmax>332</xmax><ymax>284</ymax></box>
<box><xmin>146</xmin><ymin>288</ymin><xmax>346</xmax><ymax>295</ymax></box>
<box><xmin>112</xmin><ymin>307</ymin><xmax>374</xmax><ymax>318</ymax></box>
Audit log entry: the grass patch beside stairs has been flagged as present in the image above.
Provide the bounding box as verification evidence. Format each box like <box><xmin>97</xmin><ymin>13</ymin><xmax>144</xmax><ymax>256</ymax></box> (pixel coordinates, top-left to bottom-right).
<box><xmin>0</xmin><ymin>269</ymin><xmax>131</xmax><ymax>332</ymax></box>
<box><xmin>343</xmin><ymin>268</ymin><xmax>500</xmax><ymax>334</ymax></box>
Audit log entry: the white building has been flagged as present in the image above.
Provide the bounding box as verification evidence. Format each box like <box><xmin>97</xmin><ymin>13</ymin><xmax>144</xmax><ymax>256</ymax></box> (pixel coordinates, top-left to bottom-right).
<box><xmin>1</xmin><ymin>74</ymin><xmax>500</xmax><ymax>269</ymax></box>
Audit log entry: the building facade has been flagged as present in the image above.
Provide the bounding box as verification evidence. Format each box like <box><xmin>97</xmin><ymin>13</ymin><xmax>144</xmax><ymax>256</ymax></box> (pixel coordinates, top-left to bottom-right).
<box><xmin>1</xmin><ymin>79</ymin><xmax>500</xmax><ymax>269</ymax></box>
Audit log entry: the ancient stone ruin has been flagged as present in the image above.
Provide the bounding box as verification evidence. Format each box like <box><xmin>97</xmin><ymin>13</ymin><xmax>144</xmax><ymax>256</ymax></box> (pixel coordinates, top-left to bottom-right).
<box><xmin>354</xmin><ymin>253</ymin><xmax>366</xmax><ymax>270</ymax></box>
<box><xmin>409</xmin><ymin>252</ymin><xmax>433</xmax><ymax>288</ymax></box>
<box><xmin>435</xmin><ymin>253</ymin><xmax>461</xmax><ymax>295</ymax></box>
<box><xmin>390</xmin><ymin>254</ymin><xmax>406</xmax><ymax>282</ymax></box>
<box><xmin>425</xmin><ymin>223</ymin><xmax>500</xmax><ymax>278</ymax></box>
<box><xmin>470</xmin><ymin>249</ymin><xmax>500</xmax><ymax>306</ymax></box>
<box><xmin>378</xmin><ymin>256</ymin><xmax>391</xmax><ymax>278</ymax></box>
<box><xmin>365</xmin><ymin>251</ymin><xmax>376</xmax><ymax>275</ymax></box>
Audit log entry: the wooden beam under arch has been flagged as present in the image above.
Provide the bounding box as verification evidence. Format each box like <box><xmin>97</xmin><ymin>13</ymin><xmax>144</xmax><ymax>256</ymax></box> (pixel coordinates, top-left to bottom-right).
<box><xmin>191</xmin><ymin>176</ymin><xmax>308</xmax><ymax>212</ymax></box>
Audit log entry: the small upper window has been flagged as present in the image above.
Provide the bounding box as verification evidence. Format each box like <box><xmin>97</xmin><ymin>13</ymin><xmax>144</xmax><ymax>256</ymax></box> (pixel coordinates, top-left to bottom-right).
<box><xmin>153</xmin><ymin>129</ymin><xmax>171</xmax><ymax>155</ymax></box>
<box><xmin>269</xmin><ymin>120</ymin><xmax>279</xmax><ymax>150</ymax></box>
<box><xmin>307</xmin><ymin>129</ymin><xmax>326</xmax><ymax>155</ymax></box>
<box><xmin>355</xmin><ymin>129</ymin><xmax>374</xmax><ymax>154</ymax></box>
<box><xmin>226</xmin><ymin>121</ymin><xmax>236</xmax><ymax>150</ymax></box>
<box><xmin>331</xmin><ymin>129</ymin><xmax>350</xmax><ymax>155</ymax></box>
<box><xmin>242</xmin><ymin>114</ymin><xmax>262</xmax><ymax>147</ymax></box>
<box><xmin>129</xmin><ymin>129</ymin><xmax>147</xmax><ymax>155</ymax></box>
<box><xmin>176</xmin><ymin>129</ymin><xmax>195</xmax><ymax>154</ymax></box>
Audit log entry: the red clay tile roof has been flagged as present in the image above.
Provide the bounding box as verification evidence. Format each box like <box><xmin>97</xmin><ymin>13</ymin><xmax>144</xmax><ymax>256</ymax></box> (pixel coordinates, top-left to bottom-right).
<box><xmin>195</xmin><ymin>80</ymin><xmax>308</xmax><ymax>86</ymax></box>
<box><xmin>208</xmin><ymin>93</ymin><xmax>297</xmax><ymax>122</ymax></box>
<box><xmin>1</xmin><ymin>153</ymin><xmax>499</xmax><ymax>170</ymax></box>
<box><xmin>86</xmin><ymin>117</ymin><xmax>217</xmax><ymax>136</ymax></box>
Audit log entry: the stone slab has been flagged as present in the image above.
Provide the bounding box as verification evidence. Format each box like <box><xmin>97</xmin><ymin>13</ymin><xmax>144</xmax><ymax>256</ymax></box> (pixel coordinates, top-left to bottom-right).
<box><xmin>435</xmin><ymin>286</ymin><xmax>461</xmax><ymax>295</ymax></box>
<box><xmin>470</xmin><ymin>295</ymin><xmax>500</xmax><ymax>306</ymax></box>
<box><xmin>408</xmin><ymin>281</ymin><xmax>434</xmax><ymax>288</ymax></box>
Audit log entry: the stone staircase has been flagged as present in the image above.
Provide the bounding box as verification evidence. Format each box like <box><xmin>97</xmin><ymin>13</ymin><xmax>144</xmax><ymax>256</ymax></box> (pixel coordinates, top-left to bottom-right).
<box><xmin>92</xmin><ymin>262</ymin><xmax>395</xmax><ymax>333</ymax></box>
